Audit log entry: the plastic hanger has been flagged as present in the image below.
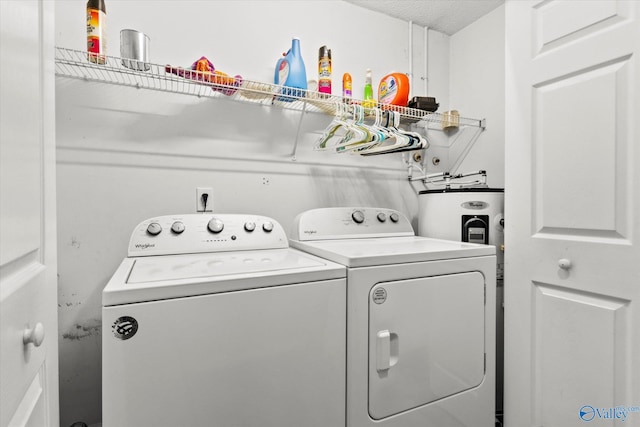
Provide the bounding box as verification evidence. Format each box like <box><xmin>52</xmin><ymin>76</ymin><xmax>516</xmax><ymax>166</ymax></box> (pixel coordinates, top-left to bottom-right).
<box><xmin>359</xmin><ymin>111</ymin><xmax>411</xmax><ymax>155</ymax></box>
<box><xmin>335</xmin><ymin>105</ymin><xmax>374</xmax><ymax>152</ymax></box>
<box><xmin>360</xmin><ymin>111</ymin><xmax>429</xmax><ymax>155</ymax></box>
<box><xmin>367</xmin><ymin>107</ymin><xmax>395</xmax><ymax>146</ymax></box>
<box><xmin>349</xmin><ymin>107</ymin><xmax>395</xmax><ymax>154</ymax></box>
<box><xmin>315</xmin><ymin>102</ymin><xmax>351</xmax><ymax>150</ymax></box>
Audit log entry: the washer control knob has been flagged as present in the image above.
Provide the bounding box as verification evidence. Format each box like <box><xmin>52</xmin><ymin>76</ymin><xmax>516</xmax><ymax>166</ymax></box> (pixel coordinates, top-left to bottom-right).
<box><xmin>352</xmin><ymin>210</ymin><xmax>365</xmax><ymax>224</ymax></box>
<box><xmin>377</xmin><ymin>212</ymin><xmax>387</xmax><ymax>222</ymax></box>
<box><xmin>207</xmin><ymin>218</ymin><xmax>224</xmax><ymax>233</ymax></box>
<box><xmin>146</xmin><ymin>222</ymin><xmax>162</xmax><ymax>236</ymax></box>
<box><xmin>244</xmin><ymin>222</ymin><xmax>256</xmax><ymax>232</ymax></box>
<box><xmin>389</xmin><ymin>212</ymin><xmax>400</xmax><ymax>223</ymax></box>
<box><xmin>262</xmin><ymin>221</ymin><xmax>274</xmax><ymax>233</ymax></box>
<box><xmin>171</xmin><ymin>221</ymin><xmax>185</xmax><ymax>234</ymax></box>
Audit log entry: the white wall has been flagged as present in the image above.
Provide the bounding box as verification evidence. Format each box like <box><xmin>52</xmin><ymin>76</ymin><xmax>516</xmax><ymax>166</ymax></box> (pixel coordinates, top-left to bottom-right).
<box><xmin>54</xmin><ymin>1</ymin><xmax>454</xmax><ymax>425</ymax></box>
<box><xmin>449</xmin><ymin>4</ymin><xmax>506</xmax><ymax>188</ymax></box>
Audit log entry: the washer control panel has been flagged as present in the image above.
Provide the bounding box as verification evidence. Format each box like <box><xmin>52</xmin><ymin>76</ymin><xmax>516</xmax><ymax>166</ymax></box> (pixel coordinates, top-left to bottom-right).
<box><xmin>291</xmin><ymin>207</ymin><xmax>414</xmax><ymax>241</ymax></box>
<box><xmin>129</xmin><ymin>214</ymin><xmax>288</xmax><ymax>257</ymax></box>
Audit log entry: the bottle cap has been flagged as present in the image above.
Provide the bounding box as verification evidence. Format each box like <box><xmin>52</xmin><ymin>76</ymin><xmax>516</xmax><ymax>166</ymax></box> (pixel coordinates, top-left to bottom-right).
<box><xmin>319</xmin><ymin>45</ymin><xmax>331</xmax><ymax>58</ymax></box>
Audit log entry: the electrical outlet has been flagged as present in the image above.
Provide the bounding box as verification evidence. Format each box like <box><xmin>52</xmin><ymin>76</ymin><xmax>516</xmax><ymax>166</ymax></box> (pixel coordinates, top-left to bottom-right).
<box><xmin>196</xmin><ymin>187</ymin><xmax>213</xmax><ymax>212</ymax></box>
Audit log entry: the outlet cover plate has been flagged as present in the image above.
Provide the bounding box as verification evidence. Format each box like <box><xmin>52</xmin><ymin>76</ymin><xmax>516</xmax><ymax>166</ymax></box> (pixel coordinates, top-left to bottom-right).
<box><xmin>196</xmin><ymin>187</ymin><xmax>213</xmax><ymax>212</ymax></box>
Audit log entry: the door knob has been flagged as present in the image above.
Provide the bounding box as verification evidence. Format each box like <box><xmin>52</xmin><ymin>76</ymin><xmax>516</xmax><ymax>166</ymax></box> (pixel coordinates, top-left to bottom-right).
<box><xmin>23</xmin><ymin>322</ymin><xmax>45</xmax><ymax>347</ymax></box>
<box><xmin>558</xmin><ymin>259</ymin><xmax>572</xmax><ymax>270</ymax></box>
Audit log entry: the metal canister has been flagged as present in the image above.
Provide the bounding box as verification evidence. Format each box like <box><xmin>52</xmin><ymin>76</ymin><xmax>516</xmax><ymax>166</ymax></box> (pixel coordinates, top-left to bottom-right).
<box><xmin>120</xmin><ymin>29</ymin><xmax>150</xmax><ymax>71</ymax></box>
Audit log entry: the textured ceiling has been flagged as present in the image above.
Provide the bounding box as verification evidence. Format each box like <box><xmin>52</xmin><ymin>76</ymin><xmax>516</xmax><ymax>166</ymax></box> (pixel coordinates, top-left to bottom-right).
<box><xmin>343</xmin><ymin>0</ymin><xmax>504</xmax><ymax>35</ymax></box>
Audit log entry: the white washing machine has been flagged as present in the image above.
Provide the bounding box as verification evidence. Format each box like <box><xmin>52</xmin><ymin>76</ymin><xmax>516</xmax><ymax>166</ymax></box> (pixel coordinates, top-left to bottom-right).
<box><xmin>290</xmin><ymin>207</ymin><xmax>496</xmax><ymax>427</ymax></box>
<box><xmin>102</xmin><ymin>214</ymin><xmax>346</xmax><ymax>427</ymax></box>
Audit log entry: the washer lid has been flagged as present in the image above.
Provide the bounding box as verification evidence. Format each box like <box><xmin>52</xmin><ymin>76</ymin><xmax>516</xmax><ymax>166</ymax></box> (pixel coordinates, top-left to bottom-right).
<box><xmin>103</xmin><ymin>248</ymin><xmax>345</xmax><ymax>306</ymax></box>
<box><xmin>127</xmin><ymin>248</ymin><xmax>327</xmax><ymax>284</ymax></box>
<box><xmin>290</xmin><ymin>236</ymin><xmax>494</xmax><ymax>268</ymax></box>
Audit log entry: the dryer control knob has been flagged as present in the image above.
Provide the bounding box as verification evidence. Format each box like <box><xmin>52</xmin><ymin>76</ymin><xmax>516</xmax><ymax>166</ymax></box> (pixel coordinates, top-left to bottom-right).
<box><xmin>146</xmin><ymin>222</ymin><xmax>162</xmax><ymax>236</ymax></box>
<box><xmin>389</xmin><ymin>212</ymin><xmax>400</xmax><ymax>223</ymax></box>
<box><xmin>207</xmin><ymin>218</ymin><xmax>224</xmax><ymax>233</ymax></box>
<box><xmin>171</xmin><ymin>221</ymin><xmax>185</xmax><ymax>234</ymax></box>
<box><xmin>244</xmin><ymin>222</ymin><xmax>256</xmax><ymax>232</ymax></box>
<box><xmin>352</xmin><ymin>210</ymin><xmax>365</xmax><ymax>224</ymax></box>
<box><xmin>262</xmin><ymin>221</ymin><xmax>274</xmax><ymax>233</ymax></box>
<box><xmin>377</xmin><ymin>212</ymin><xmax>387</xmax><ymax>222</ymax></box>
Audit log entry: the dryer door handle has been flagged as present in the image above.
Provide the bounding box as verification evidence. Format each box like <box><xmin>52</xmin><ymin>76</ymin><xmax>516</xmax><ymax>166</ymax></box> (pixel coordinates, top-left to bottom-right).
<box><xmin>376</xmin><ymin>330</ymin><xmax>399</xmax><ymax>372</ymax></box>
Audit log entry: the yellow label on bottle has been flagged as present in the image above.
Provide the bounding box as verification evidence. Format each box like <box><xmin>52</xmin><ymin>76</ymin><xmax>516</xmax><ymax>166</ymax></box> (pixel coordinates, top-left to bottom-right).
<box><xmin>318</xmin><ymin>57</ymin><xmax>331</xmax><ymax>77</ymax></box>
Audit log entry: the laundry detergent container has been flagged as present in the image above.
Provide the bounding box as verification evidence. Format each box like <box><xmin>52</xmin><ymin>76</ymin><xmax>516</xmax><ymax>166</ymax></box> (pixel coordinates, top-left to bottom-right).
<box><xmin>418</xmin><ymin>188</ymin><xmax>504</xmax><ymax>278</ymax></box>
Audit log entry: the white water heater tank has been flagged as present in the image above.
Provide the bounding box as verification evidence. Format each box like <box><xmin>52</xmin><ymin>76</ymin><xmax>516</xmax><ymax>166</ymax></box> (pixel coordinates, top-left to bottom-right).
<box><xmin>418</xmin><ymin>188</ymin><xmax>504</xmax><ymax>279</ymax></box>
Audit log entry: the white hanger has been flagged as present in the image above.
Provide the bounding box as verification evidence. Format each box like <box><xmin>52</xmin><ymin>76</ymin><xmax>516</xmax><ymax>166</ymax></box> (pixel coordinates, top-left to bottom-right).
<box><xmin>335</xmin><ymin>105</ymin><xmax>374</xmax><ymax>153</ymax></box>
<box><xmin>360</xmin><ymin>111</ymin><xmax>429</xmax><ymax>155</ymax></box>
<box><xmin>315</xmin><ymin>102</ymin><xmax>352</xmax><ymax>150</ymax></box>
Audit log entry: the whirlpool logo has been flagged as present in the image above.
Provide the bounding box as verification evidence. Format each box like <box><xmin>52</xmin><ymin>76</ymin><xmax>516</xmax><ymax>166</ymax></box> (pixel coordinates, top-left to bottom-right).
<box><xmin>112</xmin><ymin>316</ymin><xmax>138</xmax><ymax>340</ymax></box>
<box><xmin>579</xmin><ymin>404</ymin><xmax>640</xmax><ymax>422</ymax></box>
<box><xmin>135</xmin><ymin>243</ymin><xmax>155</xmax><ymax>249</ymax></box>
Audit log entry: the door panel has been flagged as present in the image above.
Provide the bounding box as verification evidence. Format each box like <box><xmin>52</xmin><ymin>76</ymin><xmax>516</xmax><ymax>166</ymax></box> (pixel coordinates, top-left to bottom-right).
<box><xmin>533</xmin><ymin>283</ymin><xmax>629</xmax><ymax>426</ymax></box>
<box><xmin>368</xmin><ymin>272</ymin><xmax>485</xmax><ymax>420</ymax></box>
<box><xmin>7</xmin><ymin>369</ymin><xmax>48</xmax><ymax>427</ymax></box>
<box><xmin>0</xmin><ymin>264</ymin><xmax>47</xmax><ymax>426</ymax></box>
<box><xmin>0</xmin><ymin>1</ymin><xmax>58</xmax><ymax>426</ymax></box>
<box><xmin>0</xmin><ymin>1</ymin><xmax>41</xmax><ymax>265</ymax></box>
<box><xmin>534</xmin><ymin>1</ymin><xmax>627</xmax><ymax>54</ymax></box>
<box><xmin>505</xmin><ymin>1</ymin><xmax>639</xmax><ymax>426</ymax></box>
<box><xmin>533</xmin><ymin>56</ymin><xmax>631</xmax><ymax>238</ymax></box>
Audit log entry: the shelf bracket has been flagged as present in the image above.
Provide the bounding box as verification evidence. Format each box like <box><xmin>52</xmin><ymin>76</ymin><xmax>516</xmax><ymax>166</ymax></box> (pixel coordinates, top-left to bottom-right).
<box><xmin>447</xmin><ymin>125</ymin><xmax>484</xmax><ymax>173</ymax></box>
<box><xmin>290</xmin><ymin>99</ymin><xmax>308</xmax><ymax>161</ymax></box>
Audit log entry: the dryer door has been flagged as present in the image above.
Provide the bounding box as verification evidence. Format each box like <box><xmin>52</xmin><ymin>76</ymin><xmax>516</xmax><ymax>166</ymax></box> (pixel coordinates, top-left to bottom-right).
<box><xmin>368</xmin><ymin>272</ymin><xmax>485</xmax><ymax>420</ymax></box>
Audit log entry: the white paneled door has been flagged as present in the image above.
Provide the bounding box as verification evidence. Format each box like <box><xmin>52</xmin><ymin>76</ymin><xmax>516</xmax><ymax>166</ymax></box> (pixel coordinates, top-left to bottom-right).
<box><xmin>505</xmin><ymin>1</ymin><xmax>639</xmax><ymax>426</ymax></box>
<box><xmin>0</xmin><ymin>1</ymin><xmax>59</xmax><ymax>427</ymax></box>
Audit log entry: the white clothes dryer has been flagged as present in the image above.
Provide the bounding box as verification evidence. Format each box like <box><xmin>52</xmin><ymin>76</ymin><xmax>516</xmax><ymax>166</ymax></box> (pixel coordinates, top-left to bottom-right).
<box><xmin>102</xmin><ymin>214</ymin><xmax>346</xmax><ymax>427</ymax></box>
<box><xmin>290</xmin><ymin>207</ymin><xmax>496</xmax><ymax>427</ymax></box>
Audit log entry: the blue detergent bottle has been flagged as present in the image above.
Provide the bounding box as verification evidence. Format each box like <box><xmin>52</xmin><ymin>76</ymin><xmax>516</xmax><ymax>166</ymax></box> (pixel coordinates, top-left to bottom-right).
<box><xmin>275</xmin><ymin>37</ymin><xmax>307</xmax><ymax>101</ymax></box>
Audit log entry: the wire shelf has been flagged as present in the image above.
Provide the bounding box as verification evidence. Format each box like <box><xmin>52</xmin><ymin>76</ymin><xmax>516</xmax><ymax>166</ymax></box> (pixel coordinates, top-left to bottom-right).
<box><xmin>55</xmin><ymin>47</ymin><xmax>485</xmax><ymax>128</ymax></box>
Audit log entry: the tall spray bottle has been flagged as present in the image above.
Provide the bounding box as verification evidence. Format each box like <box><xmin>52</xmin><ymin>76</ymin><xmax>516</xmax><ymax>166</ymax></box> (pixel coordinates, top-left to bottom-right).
<box><xmin>318</xmin><ymin>45</ymin><xmax>332</xmax><ymax>95</ymax></box>
<box><xmin>86</xmin><ymin>0</ymin><xmax>106</xmax><ymax>64</ymax></box>
<box><xmin>274</xmin><ymin>37</ymin><xmax>307</xmax><ymax>101</ymax></box>
<box><xmin>342</xmin><ymin>73</ymin><xmax>352</xmax><ymax>99</ymax></box>
<box><xmin>363</xmin><ymin>68</ymin><xmax>374</xmax><ymax>107</ymax></box>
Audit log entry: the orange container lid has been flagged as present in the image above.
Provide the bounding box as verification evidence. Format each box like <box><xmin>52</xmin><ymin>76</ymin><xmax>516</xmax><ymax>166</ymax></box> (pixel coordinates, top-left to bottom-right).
<box><xmin>378</xmin><ymin>73</ymin><xmax>409</xmax><ymax>106</ymax></box>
